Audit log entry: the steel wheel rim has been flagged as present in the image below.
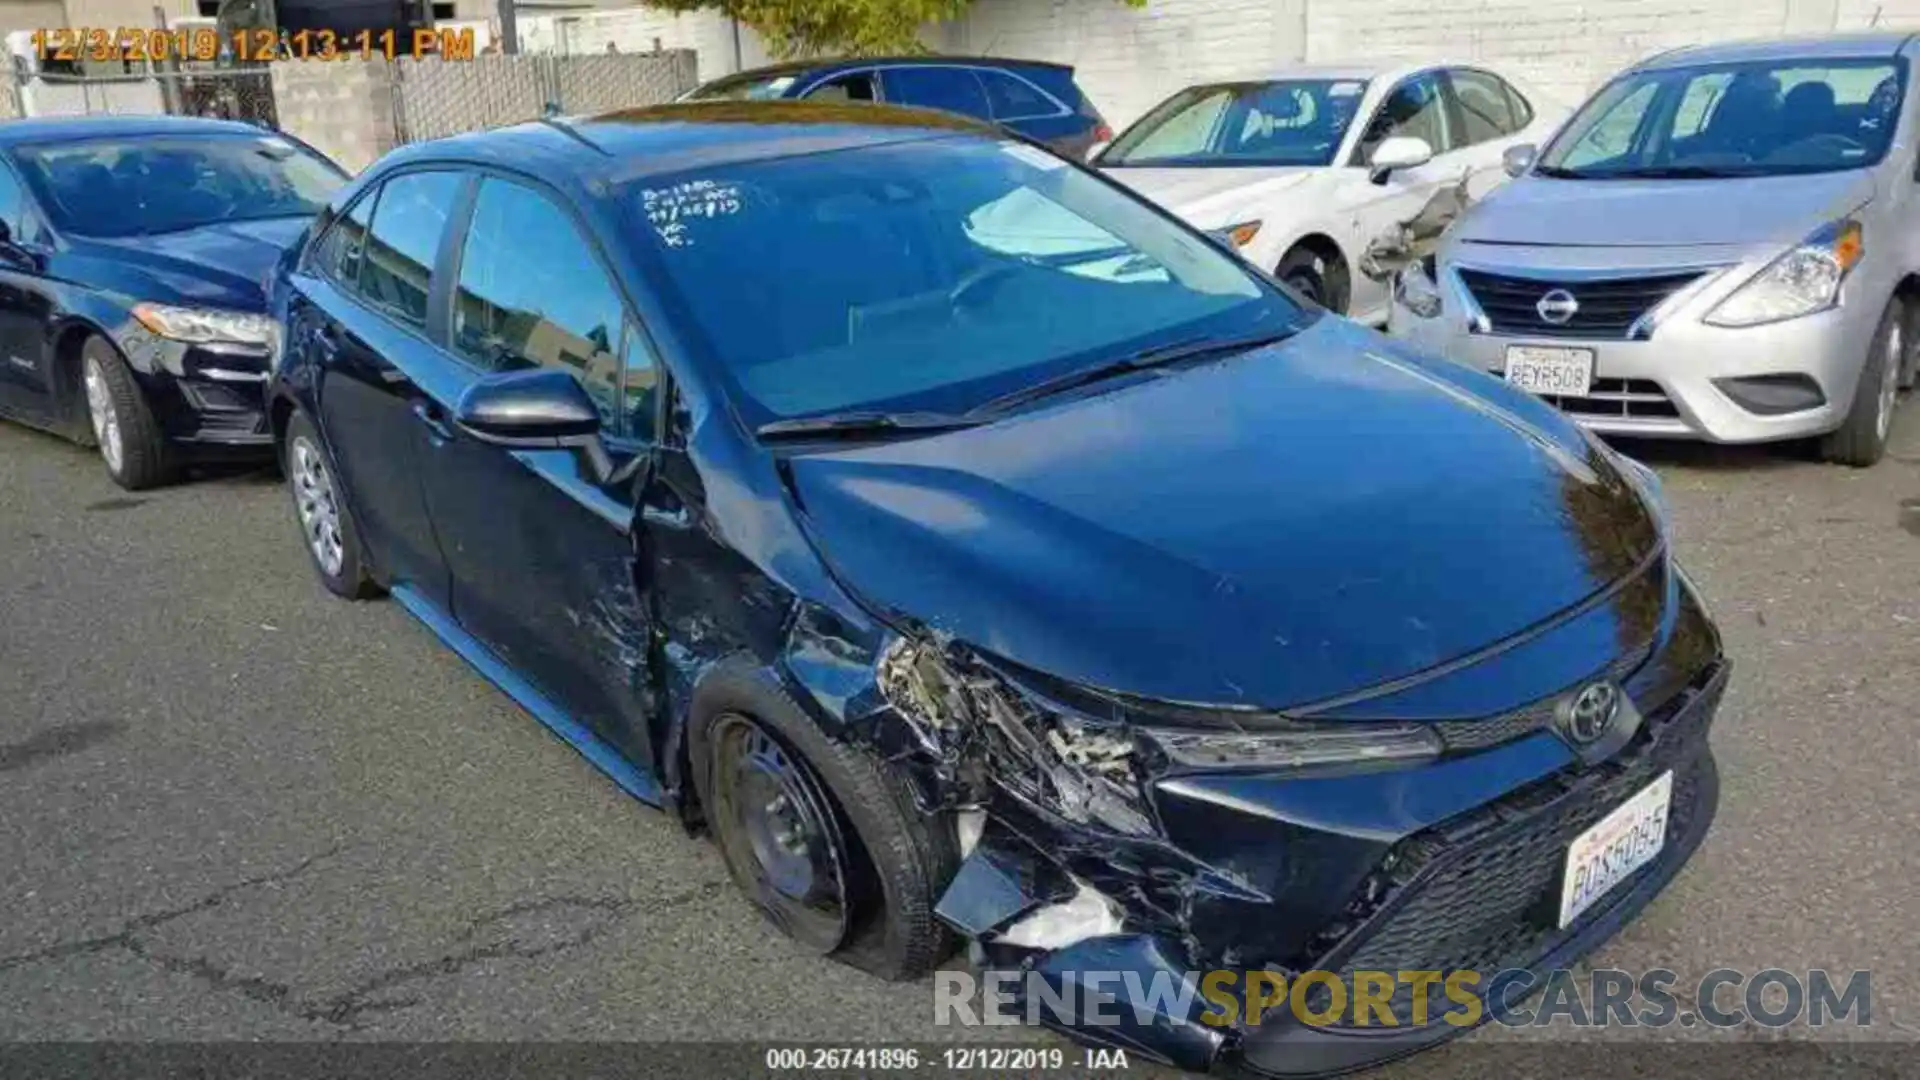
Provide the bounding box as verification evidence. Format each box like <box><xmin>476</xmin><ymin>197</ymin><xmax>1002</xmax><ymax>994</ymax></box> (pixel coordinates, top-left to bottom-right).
<box><xmin>290</xmin><ymin>436</ymin><xmax>345</xmax><ymax>577</ymax></box>
<box><xmin>83</xmin><ymin>357</ymin><xmax>122</xmax><ymax>474</ymax></box>
<box><xmin>1877</xmin><ymin>320</ymin><xmax>1901</xmax><ymax>442</ymax></box>
<box><xmin>710</xmin><ymin>713</ymin><xmax>850</xmax><ymax>952</ymax></box>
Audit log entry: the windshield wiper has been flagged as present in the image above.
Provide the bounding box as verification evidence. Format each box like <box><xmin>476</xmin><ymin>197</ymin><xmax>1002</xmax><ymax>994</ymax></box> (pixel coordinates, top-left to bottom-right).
<box><xmin>966</xmin><ymin>329</ymin><xmax>1296</xmax><ymax>418</ymax></box>
<box><xmin>1585</xmin><ymin>165</ymin><xmax>1745</xmax><ymax>180</ymax></box>
<box><xmin>755</xmin><ymin>409</ymin><xmax>985</xmax><ymax>441</ymax></box>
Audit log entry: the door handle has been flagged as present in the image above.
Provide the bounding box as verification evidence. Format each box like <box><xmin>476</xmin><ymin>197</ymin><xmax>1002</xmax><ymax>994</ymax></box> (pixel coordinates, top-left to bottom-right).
<box><xmin>410</xmin><ymin>399</ymin><xmax>454</xmax><ymax>442</ymax></box>
<box><xmin>311</xmin><ymin>322</ymin><xmax>342</xmax><ymax>359</ymax></box>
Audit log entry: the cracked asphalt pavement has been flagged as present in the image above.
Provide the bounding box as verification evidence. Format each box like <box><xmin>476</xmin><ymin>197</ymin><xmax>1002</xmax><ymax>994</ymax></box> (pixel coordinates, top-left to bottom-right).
<box><xmin>0</xmin><ymin>409</ymin><xmax>1916</xmax><ymax>1070</ymax></box>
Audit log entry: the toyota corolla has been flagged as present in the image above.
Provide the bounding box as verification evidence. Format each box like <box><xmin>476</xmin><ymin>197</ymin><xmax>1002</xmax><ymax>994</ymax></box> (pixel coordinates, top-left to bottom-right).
<box><xmin>267</xmin><ymin>101</ymin><xmax>1726</xmax><ymax>1075</ymax></box>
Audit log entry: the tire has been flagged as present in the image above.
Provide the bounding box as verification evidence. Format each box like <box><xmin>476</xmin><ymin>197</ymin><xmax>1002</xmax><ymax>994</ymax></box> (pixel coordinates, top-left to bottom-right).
<box><xmin>1820</xmin><ymin>297</ymin><xmax>1903</xmax><ymax>467</ymax></box>
<box><xmin>282</xmin><ymin>411</ymin><xmax>379</xmax><ymax>600</ymax></box>
<box><xmin>689</xmin><ymin>665</ymin><xmax>958</xmax><ymax>981</ymax></box>
<box><xmin>79</xmin><ymin>336</ymin><xmax>172</xmax><ymax>490</ymax></box>
<box><xmin>1276</xmin><ymin>244</ymin><xmax>1347</xmax><ymax>314</ymax></box>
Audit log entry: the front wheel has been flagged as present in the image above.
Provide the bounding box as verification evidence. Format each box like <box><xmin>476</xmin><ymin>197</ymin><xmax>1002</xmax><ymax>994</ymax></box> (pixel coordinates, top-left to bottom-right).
<box><xmin>690</xmin><ymin>668</ymin><xmax>957</xmax><ymax>981</ymax></box>
<box><xmin>283</xmin><ymin>410</ymin><xmax>379</xmax><ymax>599</ymax></box>
<box><xmin>1275</xmin><ymin>244</ymin><xmax>1348</xmax><ymax>314</ymax></box>
<box><xmin>1820</xmin><ymin>297</ymin><xmax>1904</xmax><ymax>467</ymax></box>
<box><xmin>80</xmin><ymin>337</ymin><xmax>172</xmax><ymax>490</ymax></box>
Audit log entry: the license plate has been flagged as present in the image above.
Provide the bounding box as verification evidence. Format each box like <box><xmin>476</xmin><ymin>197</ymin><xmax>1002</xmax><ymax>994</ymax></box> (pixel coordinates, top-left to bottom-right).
<box><xmin>1505</xmin><ymin>345</ymin><xmax>1594</xmax><ymax>397</ymax></box>
<box><xmin>1558</xmin><ymin>770</ymin><xmax>1673</xmax><ymax>928</ymax></box>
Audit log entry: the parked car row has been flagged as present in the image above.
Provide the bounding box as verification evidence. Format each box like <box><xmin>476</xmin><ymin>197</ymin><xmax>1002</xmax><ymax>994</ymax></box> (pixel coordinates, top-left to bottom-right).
<box><xmin>0</xmin><ymin>31</ymin><xmax>1894</xmax><ymax>1079</ymax></box>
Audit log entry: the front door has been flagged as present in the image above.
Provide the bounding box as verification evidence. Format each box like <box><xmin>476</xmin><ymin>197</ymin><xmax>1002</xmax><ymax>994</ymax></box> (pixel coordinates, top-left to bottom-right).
<box><xmin>1345</xmin><ymin>71</ymin><xmax>1460</xmax><ymax>323</ymax></box>
<box><xmin>413</xmin><ymin>176</ymin><xmax>660</xmax><ymax>769</ymax></box>
<box><xmin>304</xmin><ymin>169</ymin><xmax>469</xmax><ymax>606</ymax></box>
<box><xmin>0</xmin><ymin>166</ymin><xmax>56</xmax><ymax>425</ymax></box>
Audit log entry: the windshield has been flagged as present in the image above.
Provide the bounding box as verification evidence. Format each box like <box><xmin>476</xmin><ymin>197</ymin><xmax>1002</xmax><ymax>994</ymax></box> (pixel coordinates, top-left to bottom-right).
<box><xmin>15</xmin><ymin>134</ymin><xmax>346</xmax><ymax>238</ymax></box>
<box><xmin>1100</xmin><ymin>79</ymin><xmax>1369</xmax><ymax>167</ymax></box>
<box><xmin>683</xmin><ymin>72</ymin><xmax>799</xmax><ymax>101</ymax></box>
<box><xmin>1538</xmin><ymin>57</ymin><xmax>1906</xmax><ymax>178</ymax></box>
<box><xmin>625</xmin><ymin>136</ymin><xmax>1298</xmax><ymax>429</ymax></box>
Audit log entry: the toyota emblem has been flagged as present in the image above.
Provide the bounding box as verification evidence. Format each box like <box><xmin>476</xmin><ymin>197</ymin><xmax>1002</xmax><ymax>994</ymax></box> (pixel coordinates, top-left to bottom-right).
<box><xmin>1561</xmin><ymin>682</ymin><xmax>1620</xmax><ymax>745</ymax></box>
<box><xmin>1536</xmin><ymin>288</ymin><xmax>1580</xmax><ymax>325</ymax></box>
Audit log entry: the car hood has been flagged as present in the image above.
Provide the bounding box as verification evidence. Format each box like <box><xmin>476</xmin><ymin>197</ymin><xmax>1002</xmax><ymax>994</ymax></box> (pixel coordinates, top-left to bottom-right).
<box><xmin>787</xmin><ymin>318</ymin><xmax>1660</xmax><ymax>710</ymax></box>
<box><xmin>1455</xmin><ymin>170</ymin><xmax>1876</xmax><ymax>248</ymax></box>
<box><xmin>1101</xmin><ymin>166</ymin><xmax>1318</xmax><ymax>223</ymax></box>
<box><xmin>68</xmin><ymin>216</ymin><xmax>309</xmax><ymax>309</ymax></box>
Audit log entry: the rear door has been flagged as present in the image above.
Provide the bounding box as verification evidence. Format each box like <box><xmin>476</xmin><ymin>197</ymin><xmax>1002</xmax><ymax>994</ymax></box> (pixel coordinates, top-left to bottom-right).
<box><xmin>880</xmin><ymin>65</ymin><xmax>994</xmax><ymax>123</ymax></box>
<box><xmin>413</xmin><ymin>174</ymin><xmax>659</xmax><ymax>767</ymax></box>
<box><xmin>298</xmin><ymin>169</ymin><xmax>469</xmax><ymax>606</ymax></box>
<box><xmin>976</xmin><ymin>67</ymin><xmax>1084</xmax><ymax>154</ymax></box>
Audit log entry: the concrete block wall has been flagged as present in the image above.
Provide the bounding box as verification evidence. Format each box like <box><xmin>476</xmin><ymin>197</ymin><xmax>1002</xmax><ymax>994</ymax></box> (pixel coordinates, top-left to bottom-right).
<box><xmin>270</xmin><ymin>57</ymin><xmax>398</xmax><ymax>174</ymax></box>
<box><xmin>947</xmin><ymin>0</ymin><xmax>1920</xmax><ymax>130</ymax></box>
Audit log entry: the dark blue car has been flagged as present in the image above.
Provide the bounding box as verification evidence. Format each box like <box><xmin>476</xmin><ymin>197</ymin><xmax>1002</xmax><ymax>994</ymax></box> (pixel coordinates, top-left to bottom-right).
<box><xmin>682</xmin><ymin>55</ymin><xmax>1113</xmax><ymax>159</ymax></box>
<box><xmin>0</xmin><ymin>115</ymin><xmax>347</xmax><ymax>489</ymax></box>
<box><xmin>267</xmin><ymin>102</ymin><xmax>1725</xmax><ymax>1075</ymax></box>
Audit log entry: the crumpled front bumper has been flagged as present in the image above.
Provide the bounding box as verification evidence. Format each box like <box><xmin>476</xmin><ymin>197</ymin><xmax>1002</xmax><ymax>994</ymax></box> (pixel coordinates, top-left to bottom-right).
<box><xmin>929</xmin><ymin>646</ymin><xmax>1727</xmax><ymax>1075</ymax></box>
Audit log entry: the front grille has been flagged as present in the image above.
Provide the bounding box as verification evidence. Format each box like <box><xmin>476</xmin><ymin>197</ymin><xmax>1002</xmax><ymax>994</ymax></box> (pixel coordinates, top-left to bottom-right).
<box><xmin>1538</xmin><ymin>377</ymin><xmax>1682</xmax><ymax>421</ymax></box>
<box><xmin>1460</xmin><ymin>269</ymin><xmax>1704</xmax><ymax>339</ymax></box>
<box><xmin>1434</xmin><ymin>637</ymin><xmax>1657</xmax><ymax>753</ymax></box>
<box><xmin>1311</xmin><ymin>663</ymin><xmax>1725</xmax><ymax>1027</ymax></box>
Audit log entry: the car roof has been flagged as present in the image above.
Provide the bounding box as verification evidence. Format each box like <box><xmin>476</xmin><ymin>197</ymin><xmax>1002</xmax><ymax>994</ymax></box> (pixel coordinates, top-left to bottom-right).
<box><xmin>699</xmin><ymin>53</ymin><xmax>1073</xmax><ymax>87</ymax></box>
<box><xmin>370</xmin><ymin>101</ymin><xmax>1002</xmax><ymax>186</ymax></box>
<box><xmin>1639</xmin><ymin>31</ymin><xmax>1919</xmax><ymax>70</ymax></box>
<box><xmin>0</xmin><ymin>113</ymin><xmax>270</xmax><ymax>146</ymax></box>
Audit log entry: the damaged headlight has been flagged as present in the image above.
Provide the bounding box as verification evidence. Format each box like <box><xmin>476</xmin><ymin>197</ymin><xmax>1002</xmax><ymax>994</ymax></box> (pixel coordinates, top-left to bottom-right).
<box><xmin>877</xmin><ymin>638</ymin><xmax>1155</xmax><ymax>835</ymax></box>
<box><xmin>1146</xmin><ymin>723</ymin><xmax>1441</xmax><ymax>771</ymax></box>
<box><xmin>1394</xmin><ymin>256</ymin><xmax>1443</xmax><ymax>319</ymax></box>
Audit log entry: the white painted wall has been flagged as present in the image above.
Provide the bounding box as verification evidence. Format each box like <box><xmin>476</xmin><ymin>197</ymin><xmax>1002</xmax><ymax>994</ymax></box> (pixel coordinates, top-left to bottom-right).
<box><xmin>519</xmin><ymin>7</ymin><xmax>774</xmax><ymax>82</ymax></box>
<box><xmin>510</xmin><ymin>0</ymin><xmax>1920</xmax><ymax>128</ymax></box>
<box><xmin>947</xmin><ymin>0</ymin><xmax>1920</xmax><ymax>130</ymax></box>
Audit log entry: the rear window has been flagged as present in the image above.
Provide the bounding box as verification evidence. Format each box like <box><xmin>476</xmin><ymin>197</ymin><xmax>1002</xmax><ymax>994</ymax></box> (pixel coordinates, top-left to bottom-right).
<box><xmin>683</xmin><ymin>72</ymin><xmax>799</xmax><ymax>101</ymax></box>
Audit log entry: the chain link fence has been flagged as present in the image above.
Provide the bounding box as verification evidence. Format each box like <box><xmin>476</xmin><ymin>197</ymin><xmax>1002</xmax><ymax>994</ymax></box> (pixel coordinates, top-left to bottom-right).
<box><xmin>391</xmin><ymin>51</ymin><xmax>699</xmax><ymax>144</ymax></box>
<box><xmin>1</xmin><ymin>50</ymin><xmax>697</xmax><ymax>169</ymax></box>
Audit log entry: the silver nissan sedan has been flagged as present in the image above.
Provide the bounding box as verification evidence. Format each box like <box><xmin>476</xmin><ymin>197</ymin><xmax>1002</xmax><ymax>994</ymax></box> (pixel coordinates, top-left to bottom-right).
<box><xmin>1391</xmin><ymin>33</ymin><xmax>1919</xmax><ymax>465</ymax></box>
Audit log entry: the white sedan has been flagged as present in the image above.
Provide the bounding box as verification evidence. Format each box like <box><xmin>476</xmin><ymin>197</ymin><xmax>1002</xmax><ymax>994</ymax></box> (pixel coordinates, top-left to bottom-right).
<box><xmin>1094</xmin><ymin>62</ymin><xmax>1565</xmax><ymax>325</ymax></box>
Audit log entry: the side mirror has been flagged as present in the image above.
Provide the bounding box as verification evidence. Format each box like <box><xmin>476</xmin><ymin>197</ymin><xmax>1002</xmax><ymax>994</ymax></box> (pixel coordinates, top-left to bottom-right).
<box><xmin>1367</xmin><ymin>136</ymin><xmax>1434</xmax><ymax>185</ymax></box>
<box><xmin>455</xmin><ymin>367</ymin><xmax>602</xmax><ymax>445</ymax></box>
<box><xmin>455</xmin><ymin>367</ymin><xmax>619</xmax><ymax>482</ymax></box>
<box><xmin>1502</xmin><ymin>143</ymin><xmax>1538</xmax><ymax>178</ymax></box>
<box><xmin>1085</xmin><ymin>140</ymin><xmax>1111</xmax><ymax>163</ymax></box>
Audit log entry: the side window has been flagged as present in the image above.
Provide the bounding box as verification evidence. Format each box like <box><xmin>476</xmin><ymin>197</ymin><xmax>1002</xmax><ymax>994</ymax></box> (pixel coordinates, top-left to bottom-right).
<box><xmin>803</xmin><ymin>71</ymin><xmax>876</xmax><ymax>103</ymax></box>
<box><xmin>452</xmin><ymin>178</ymin><xmax>627</xmax><ymax>433</ymax></box>
<box><xmin>0</xmin><ymin>165</ymin><xmax>24</xmax><ymax>238</ymax></box>
<box><xmin>1505</xmin><ymin>81</ymin><xmax>1535</xmax><ymax>129</ymax></box>
<box><xmin>979</xmin><ymin>69</ymin><xmax>1058</xmax><ymax>120</ymax></box>
<box><xmin>882</xmin><ymin>66</ymin><xmax>992</xmax><ymax>120</ymax></box>
<box><xmin>313</xmin><ymin>190</ymin><xmax>376</xmax><ymax>287</ymax></box>
<box><xmin>357</xmin><ymin>171</ymin><xmax>463</xmax><ymax>329</ymax></box>
<box><xmin>1356</xmin><ymin>73</ymin><xmax>1452</xmax><ymax>162</ymax></box>
<box><xmin>1450</xmin><ymin>70</ymin><xmax>1518</xmax><ymax>145</ymax></box>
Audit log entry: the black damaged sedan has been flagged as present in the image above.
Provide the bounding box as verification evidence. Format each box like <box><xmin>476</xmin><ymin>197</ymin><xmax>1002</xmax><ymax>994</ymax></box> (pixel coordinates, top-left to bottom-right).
<box><xmin>0</xmin><ymin>115</ymin><xmax>346</xmax><ymax>489</ymax></box>
<box><xmin>267</xmin><ymin>102</ymin><xmax>1726</xmax><ymax>1075</ymax></box>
